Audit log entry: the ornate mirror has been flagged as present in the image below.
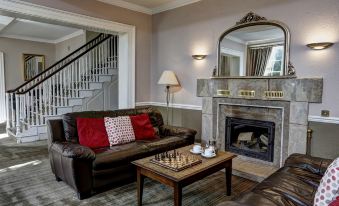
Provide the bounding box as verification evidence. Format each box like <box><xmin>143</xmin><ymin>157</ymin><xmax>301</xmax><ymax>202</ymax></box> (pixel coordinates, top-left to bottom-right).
<box><xmin>217</xmin><ymin>12</ymin><xmax>294</xmax><ymax>77</ymax></box>
<box><xmin>23</xmin><ymin>54</ymin><xmax>45</xmax><ymax>81</ymax></box>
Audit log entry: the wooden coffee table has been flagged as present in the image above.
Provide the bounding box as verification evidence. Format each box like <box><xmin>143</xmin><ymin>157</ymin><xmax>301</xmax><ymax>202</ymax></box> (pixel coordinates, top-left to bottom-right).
<box><xmin>132</xmin><ymin>145</ymin><xmax>237</xmax><ymax>206</ymax></box>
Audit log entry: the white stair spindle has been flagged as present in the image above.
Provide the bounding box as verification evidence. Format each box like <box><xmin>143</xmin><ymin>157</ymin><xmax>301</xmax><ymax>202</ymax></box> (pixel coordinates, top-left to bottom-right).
<box><xmin>34</xmin><ymin>88</ymin><xmax>39</xmax><ymax>125</ymax></box>
<box><xmin>48</xmin><ymin>78</ymin><xmax>52</xmax><ymax>116</ymax></box>
<box><xmin>39</xmin><ymin>84</ymin><xmax>43</xmax><ymax>124</ymax></box>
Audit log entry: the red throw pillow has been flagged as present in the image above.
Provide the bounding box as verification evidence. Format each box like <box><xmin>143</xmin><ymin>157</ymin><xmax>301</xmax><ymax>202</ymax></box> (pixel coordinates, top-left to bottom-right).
<box><xmin>77</xmin><ymin>118</ymin><xmax>110</xmax><ymax>148</ymax></box>
<box><xmin>129</xmin><ymin>114</ymin><xmax>156</xmax><ymax>140</ymax></box>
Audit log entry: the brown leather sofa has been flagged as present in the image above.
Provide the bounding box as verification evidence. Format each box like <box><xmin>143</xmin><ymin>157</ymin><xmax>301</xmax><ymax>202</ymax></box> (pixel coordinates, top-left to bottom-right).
<box><xmin>47</xmin><ymin>107</ymin><xmax>197</xmax><ymax>199</ymax></box>
<box><xmin>218</xmin><ymin>154</ymin><xmax>333</xmax><ymax>206</ymax></box>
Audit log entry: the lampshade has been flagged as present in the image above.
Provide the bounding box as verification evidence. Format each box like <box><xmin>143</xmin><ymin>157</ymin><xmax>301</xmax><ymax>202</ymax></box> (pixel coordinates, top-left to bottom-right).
<box><xmin>157</xmin><ymin>70</ymin><xmax>179</xmax><ymax>86</ymax></box>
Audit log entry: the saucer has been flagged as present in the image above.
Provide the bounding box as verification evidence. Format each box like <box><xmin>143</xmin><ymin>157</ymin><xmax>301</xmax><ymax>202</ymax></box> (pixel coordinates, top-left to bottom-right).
<box><xmin>190</xmin><ymin>149</ymin><xmax>202</xmax><ymax>154</ymax></box>
<box><xmin>201</xmin><ymin>153</ymin><xmax>216</xmax><ymax>158</ymax></box>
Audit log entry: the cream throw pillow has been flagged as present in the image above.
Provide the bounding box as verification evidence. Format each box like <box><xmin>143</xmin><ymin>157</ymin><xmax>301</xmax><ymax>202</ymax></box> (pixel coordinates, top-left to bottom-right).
<box><xmin>104</xmin><ymin>116</ymin><xmax>135</xmax><ymax>146</ymax></box>
<box><xmin>314</xmin><ymin>157</ymin><xmax>339</xmax><ymax>206</ymax></box>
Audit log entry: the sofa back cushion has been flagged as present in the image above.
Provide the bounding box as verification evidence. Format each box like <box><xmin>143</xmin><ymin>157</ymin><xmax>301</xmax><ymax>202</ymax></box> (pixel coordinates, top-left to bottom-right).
<box><xmin>62</xmin><ymin>107</ymin><xmax>163</xmax><ymax>143</ymax></box>
<box><xmin>130</xmin><ymin>114</ymin><xmax>156</xmax><ymax>140</ymax></box>
<box><xmin>77</xmin><ymin>118</ymin><xmax>110</xmax><ymax>148</ymax></box>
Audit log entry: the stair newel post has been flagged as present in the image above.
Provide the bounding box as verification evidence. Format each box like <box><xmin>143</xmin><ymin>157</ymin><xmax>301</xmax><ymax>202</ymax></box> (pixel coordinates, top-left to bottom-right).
<box><xmin>15</xmin><ymin>94</ymin><xmax>20</xmax><ymax>134</ymax></box>
<box><xmin>6</xmin><ymin>93</ymin><xmax>11</xmax><ymax>129</ymax></box>
<box><xmin>11</xmin><ymin>93</ymin><xmax>15</xmax><ymax>129</ymax></box>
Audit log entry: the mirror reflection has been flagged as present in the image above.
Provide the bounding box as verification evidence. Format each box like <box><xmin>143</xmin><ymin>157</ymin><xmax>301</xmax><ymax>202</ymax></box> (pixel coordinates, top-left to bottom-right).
<box><xmin>23</xmin><ymin>54</ymin><xmax>45</xmax><ymax>81</ymax></box>
<box><xmin>219</xmin><ymin>25</ymin><xmax>285</xmax><ymax>77</ymax></box>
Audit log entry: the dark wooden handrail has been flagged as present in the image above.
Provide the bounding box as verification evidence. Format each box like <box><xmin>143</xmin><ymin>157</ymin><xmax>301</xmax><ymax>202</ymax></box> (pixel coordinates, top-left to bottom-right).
<box><xmin>7</xmin><ymin>33</ymin><xmax>105</xmax><ymax>93</ymax></box>
<box><xmin>16</xmin><ymin>34</ymin><xmax>112</xmax><ymax>95</ymax></box>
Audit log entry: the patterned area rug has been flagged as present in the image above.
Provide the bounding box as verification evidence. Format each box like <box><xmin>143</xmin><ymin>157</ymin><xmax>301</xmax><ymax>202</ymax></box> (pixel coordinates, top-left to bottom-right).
<box><xmin>0</xmin><ymin>131</ymin><xmax>256</xmax><ymax>206</ymax></box>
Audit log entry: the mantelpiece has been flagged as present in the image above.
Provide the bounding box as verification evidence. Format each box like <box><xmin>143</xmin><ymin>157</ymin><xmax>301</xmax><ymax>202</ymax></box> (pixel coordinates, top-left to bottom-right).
<box><xmin>197</xmin><ymin>78</ymin><xmax>323</xmax><ymax>102</ymax></box>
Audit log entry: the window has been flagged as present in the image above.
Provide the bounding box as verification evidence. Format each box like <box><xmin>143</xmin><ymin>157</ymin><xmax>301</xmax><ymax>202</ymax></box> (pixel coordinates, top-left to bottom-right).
<box><xmin>264</xmin><ymin>45</ymin><xmax>284</xmax><ymax>76</ymax></box>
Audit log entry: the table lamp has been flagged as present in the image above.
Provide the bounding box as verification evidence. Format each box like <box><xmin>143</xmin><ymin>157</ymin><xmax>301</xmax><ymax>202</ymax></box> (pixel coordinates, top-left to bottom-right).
<box><xmin>157</xmin><ymin>70</ymin><xmax>179</xmax><ymax>124</ymax></box>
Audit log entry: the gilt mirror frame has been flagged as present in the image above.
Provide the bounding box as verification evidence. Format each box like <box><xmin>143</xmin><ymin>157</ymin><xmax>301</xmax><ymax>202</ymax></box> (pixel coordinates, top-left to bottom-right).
<box><xmin>23</xmin><ymin>53</ymin><xmax>46</xmax><ymax>81</ymax></box>
<box><xmin>217</xmin><ymin>12</ymin><xmax>294</xmax><ymax>77</ymax></box>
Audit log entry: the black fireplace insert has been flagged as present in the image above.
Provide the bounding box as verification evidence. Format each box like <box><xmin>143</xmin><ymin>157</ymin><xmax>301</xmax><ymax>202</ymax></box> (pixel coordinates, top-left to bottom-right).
<box><xmin>225</xmin><ymin>117</ymin><xmax>275</xmax><ymax>162</ymax></box>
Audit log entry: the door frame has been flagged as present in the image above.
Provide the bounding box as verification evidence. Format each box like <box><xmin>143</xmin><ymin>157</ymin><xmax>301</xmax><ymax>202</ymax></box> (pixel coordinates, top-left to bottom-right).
<box><xmin>0</xmin><ymin>0</ymin><xmax>135</xmax><ymax>108</ymax></box>
<box><xmin>0</xmin><ymin>51</ymin><xmax>5</xmax><ymax>123</ymax></box>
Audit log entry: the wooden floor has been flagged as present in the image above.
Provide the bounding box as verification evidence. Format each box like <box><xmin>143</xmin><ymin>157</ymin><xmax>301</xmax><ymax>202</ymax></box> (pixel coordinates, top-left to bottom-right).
<box><xmin>0</xmin><ymin>126</ymin><xmax>257</xmax><ymax>206</ymax></box>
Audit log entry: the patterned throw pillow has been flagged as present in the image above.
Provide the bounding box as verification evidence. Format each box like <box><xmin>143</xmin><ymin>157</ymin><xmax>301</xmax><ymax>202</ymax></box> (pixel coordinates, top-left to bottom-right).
<box><xmin>314</xmin><ymin>157</ymin><xmax>339</xmax><ymax>206</ymax></box>
<box><xmin>104</xmin><ymin>116</ymin><xmax>135</xmax><ymax>146</ymax></box>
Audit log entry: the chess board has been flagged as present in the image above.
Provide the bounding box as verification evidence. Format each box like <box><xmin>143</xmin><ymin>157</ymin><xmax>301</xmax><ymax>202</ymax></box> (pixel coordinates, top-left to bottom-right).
<box><xmin>150</xmin><ymin>150</ymin><xmax>202</xmax><ymax>172</ymax></box>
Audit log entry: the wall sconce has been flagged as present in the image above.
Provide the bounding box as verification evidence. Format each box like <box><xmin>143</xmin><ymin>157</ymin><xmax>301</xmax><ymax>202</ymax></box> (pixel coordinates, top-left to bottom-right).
<box><xmin>192</xmin><ymin>55</ymin><xmax>207</xmax><ymax>60</ymax></box>
<box><xmin>306</xmin><ymin>42</ymin><xmax>334</xmax><ymax>50</ymax></box>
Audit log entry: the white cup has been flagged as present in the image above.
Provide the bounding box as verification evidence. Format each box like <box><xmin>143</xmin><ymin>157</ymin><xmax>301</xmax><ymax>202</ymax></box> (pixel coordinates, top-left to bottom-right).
<box><xmin>193</xmin><ymin>144</ymin><xmax>202</xmax><ymax>153</ymax></box>
<box><xmin>204</xmin><ymin>148</ymin><xmax>215</xmax><ymax>157</ymax></box>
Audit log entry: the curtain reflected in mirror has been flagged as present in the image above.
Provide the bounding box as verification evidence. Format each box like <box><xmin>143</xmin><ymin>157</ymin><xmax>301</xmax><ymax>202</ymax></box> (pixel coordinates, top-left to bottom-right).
<box><xmin>23</xmin><ymin>54</ymin><xmax>45</xmax><ymax>81</ymax></box>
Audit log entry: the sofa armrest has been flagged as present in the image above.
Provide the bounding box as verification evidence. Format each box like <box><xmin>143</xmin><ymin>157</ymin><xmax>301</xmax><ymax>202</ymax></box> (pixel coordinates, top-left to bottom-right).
<box><xmin>284</xmin><ymin>153</ymin><xmax>333</xmax><ymax>176</ymax></box>
<box><xmin>159</xmin><ymin>125</ymin><xmax>197</xmax><ymax>139</ymax></box>
<box><xmin>50</xmin><ymin>142</ymin><xmax>96</xmax><ymax>161</ymax></box>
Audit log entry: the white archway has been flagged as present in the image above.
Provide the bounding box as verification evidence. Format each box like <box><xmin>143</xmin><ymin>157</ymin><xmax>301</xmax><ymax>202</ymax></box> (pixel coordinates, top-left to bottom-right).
<box><xmin>0</xmin><ymin>52</ymin><xmax>5</xmax><ymax>123</ymax></box>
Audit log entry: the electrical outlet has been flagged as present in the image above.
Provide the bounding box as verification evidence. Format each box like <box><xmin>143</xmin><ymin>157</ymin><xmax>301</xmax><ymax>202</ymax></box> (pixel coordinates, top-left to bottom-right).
<box><xmin>321</xmin><ymin>110</ymin><xmax>330</xmax><ymax>117</ymax></box>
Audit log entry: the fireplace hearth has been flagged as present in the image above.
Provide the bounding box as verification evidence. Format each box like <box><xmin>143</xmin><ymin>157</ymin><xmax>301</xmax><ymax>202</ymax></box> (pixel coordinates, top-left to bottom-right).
<box><xmin>225</xmin><ymin>117</ymin><xmax>275</xmax><ymax>162</ymax></box>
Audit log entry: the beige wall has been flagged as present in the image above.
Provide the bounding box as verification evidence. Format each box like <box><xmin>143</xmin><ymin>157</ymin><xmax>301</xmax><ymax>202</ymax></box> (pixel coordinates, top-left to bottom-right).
<box><xmin>22</xmin><ymin>0</ymin><xmax>152</xmax><ymax>103</ymax></box>
<box><xmin>55</xmin><ymin>32</ymin><xmax>86</xmax><ymax>61</ymax></box>
<box><xmin>310</xmin><ymin>122</ymin><xmax>339</xmax><ymax>159</ymax></box>
<box><xmin>151</xmin><ymin>0</ymin><xmax>339</xmax><ymax>118</ymax></box>
<box><xmin>86</xmin><ymin>31</ymin><xmax>100</xmax><ymax>43</ymax></box>
<box><xmin>0</xmin><ymin>37</ymin><xmax>55</xmax><ymax>90</ymax></box>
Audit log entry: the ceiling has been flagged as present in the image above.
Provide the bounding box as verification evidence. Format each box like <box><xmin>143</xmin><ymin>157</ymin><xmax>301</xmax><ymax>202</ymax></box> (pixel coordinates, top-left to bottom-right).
<box><xmin>0</xmin><ymin>15</ymin><xmax>83</xmax><ymax>44</ymax></box>
<box><xmin>227</xmin><ymin>25</ymin><xmax>285</xmax><ymax>44</ymax></box>
<box><xmin>98</xmin><ymin>0</ymin><xmax>201</xmax><ymax>15</ymax></box>
<box><xmin>123</xmin><ymin>0</ymin><xmax>175</xmax><ymax>9</ymax></box>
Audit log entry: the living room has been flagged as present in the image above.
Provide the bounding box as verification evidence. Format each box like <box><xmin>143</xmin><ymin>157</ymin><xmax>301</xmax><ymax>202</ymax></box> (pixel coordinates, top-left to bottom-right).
<box><xmin>0</xmin><ymin>0</ymin><xmax>338</xmax><ymax>205</ymax></box>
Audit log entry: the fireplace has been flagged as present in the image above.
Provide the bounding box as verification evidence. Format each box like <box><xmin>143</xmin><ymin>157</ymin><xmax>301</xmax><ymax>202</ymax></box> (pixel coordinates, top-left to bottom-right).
<box><xmin>225</xmin><ymin>117</ymin><xmax>275</xmax><ymax>162</ymax></box>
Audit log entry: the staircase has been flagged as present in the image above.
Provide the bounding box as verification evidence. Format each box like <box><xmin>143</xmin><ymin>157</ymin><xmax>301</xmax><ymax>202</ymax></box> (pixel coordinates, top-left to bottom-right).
<box><xmin>6</xmin><ymin>33</ymin><xmax>119</xmax><ymax>143</ymax></box>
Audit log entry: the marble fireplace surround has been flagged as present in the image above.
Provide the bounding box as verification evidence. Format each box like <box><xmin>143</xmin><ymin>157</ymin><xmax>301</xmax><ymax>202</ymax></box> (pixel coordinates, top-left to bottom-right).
<box><xmin>197</xmin><ymin>77</ymin><xmax>323</xmax><ymax>168</ymax></box>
